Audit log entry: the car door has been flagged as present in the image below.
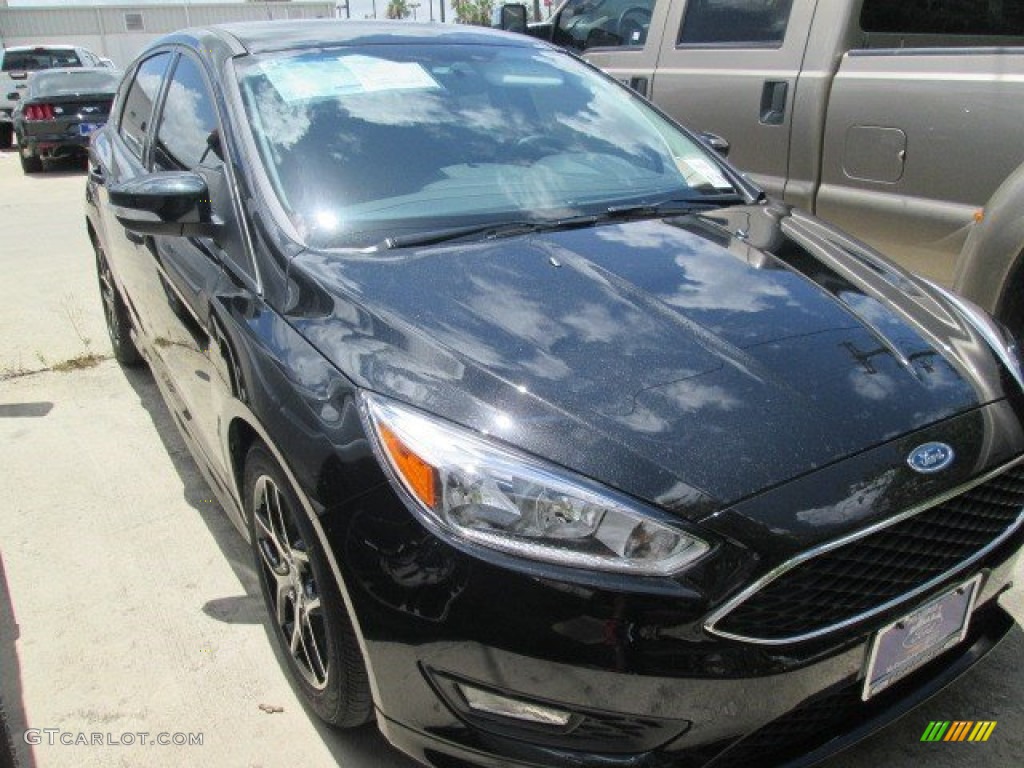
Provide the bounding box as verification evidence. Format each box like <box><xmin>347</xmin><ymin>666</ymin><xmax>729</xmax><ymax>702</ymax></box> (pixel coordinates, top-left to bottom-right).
<box><xmin>650</xmin><ymin>0</ymin><xmax>817</xmax><ymax>199</ymax></box>
<box><xmin>143</xmin><ymin>50</ymin><xmax>253</xmax><ymax>484</ymax></box>
<box><xmin>95</xmin><ymin>51</ymin><xmax>174</xmax><ymax>349</ymax></box>
<box><xmin>815</xmin><ymin>0</ymin><xmax>1024</xmax><ymax>287</ymax></box>
<box><xmin>554</xmin><ymin>0</ymin><xmax>671</xmax><ymax>98</ymax></box>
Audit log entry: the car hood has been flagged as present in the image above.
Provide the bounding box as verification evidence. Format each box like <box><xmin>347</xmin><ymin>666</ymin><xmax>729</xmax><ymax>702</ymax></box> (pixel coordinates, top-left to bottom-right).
<box><xmin>286</xmin><ymin>203</ymin><xmax>1009</xmax><ymax>514</ymax></box>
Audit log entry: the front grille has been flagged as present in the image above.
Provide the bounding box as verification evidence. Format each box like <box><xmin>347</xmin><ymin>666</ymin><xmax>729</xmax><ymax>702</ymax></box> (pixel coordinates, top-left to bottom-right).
<box><xmin>714</xmin><ymin>463</ymin><xmax>1024</xmax><ymax>641</ymax></box>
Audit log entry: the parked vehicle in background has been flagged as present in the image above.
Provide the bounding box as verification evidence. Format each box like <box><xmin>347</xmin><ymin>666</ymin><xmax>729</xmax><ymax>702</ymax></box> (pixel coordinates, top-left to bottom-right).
<box><xmin>87</xmin><ymin>19</ymin><xmax>1024</xmax><ymax>768</ymax></box>
<box><xmin>12</xmin><ymin>67</ymin><xmax>120</xmax><ymax>174</ymax></box>
<box><xmin>0</xmin><ymin>44</ymin><xmax>106</xmax><ymax>149</ymax></box>
<box><xmin>503</xmin><ymin>0</ymin><xmax>1024</xmax><ymax>337</ymax></box>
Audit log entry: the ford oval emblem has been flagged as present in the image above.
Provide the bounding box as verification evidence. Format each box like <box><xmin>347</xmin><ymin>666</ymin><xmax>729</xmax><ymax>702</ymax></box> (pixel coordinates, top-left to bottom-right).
<box><xmin>907</xmin><ymin>442</ymin><xmax>955</xmax><ymax>474</ymax></box>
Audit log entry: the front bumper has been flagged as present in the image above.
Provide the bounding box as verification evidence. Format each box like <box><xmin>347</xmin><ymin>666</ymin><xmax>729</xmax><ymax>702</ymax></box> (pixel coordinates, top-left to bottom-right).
<box><xmin>377</xmin><ymin>600</ymin><xmax>1014</xmax><ymax>768</ymax></box>
<box><xmin>322</xmin><ymin>474</ymin><xmax>1023</xmax><ymax>768</ymax></box>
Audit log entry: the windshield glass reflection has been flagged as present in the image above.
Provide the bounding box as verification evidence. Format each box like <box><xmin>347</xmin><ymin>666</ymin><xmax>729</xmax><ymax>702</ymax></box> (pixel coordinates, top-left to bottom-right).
<box><xmin>234</xmin><ymin>44</ymin><xmax>735</xmax><ymax>248</ymax></box>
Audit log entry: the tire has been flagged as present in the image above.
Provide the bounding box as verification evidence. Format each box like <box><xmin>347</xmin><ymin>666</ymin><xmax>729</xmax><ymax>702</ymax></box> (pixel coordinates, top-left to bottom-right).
<box><xmin>94</xmin><ymin>239</ymin><xmax>142</xmax><ymax>366</ymax></box>
<box><xmin>245</xmin><ymin>444</ymin><xmax>373</xmax><ymax>728</ymax></box>
<box><xmin>17</xmin><ymin>135</ymin><xmax>43</xmax><ymax>174</ymax></box>
<box><xmin>0</xmin><ymin>123</ymin><xmax>12</xmax><ymax>150</ymax></box>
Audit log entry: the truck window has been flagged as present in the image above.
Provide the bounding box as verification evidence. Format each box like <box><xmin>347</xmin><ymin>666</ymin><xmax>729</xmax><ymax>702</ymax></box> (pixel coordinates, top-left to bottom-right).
<box><xmin>555</xmin><ymin>0</ymin><xmax>656</xmax><ymax>51</ymax></box>
<box><xmin>678</xmin><ymin>0</ymin><xmax>793</xmax><ymax>46</ymax></box>
<box><xmin>861</xmin><ymin>0</ymin><xmax>1024</xmax><ymax>38</ymax></box>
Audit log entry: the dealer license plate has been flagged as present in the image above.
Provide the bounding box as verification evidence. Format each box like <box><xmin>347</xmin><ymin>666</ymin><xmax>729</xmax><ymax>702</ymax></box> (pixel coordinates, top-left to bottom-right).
<box><xmin>862</xmin><ymin>574</ymin><xmax>981</xmax><ymax>701</ymax></box>
<box><xmin>78</xmin><ymin>122</ymin><xmax>101</xmax><ymax>136</ymax></box>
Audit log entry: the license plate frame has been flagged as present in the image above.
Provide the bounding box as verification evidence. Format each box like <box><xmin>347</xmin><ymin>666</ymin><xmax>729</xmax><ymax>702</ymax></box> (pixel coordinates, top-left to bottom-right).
<box><xmin>862</xmin><ymin>573</ymin><xmax>981</xmax><ymax>701</ymax></box>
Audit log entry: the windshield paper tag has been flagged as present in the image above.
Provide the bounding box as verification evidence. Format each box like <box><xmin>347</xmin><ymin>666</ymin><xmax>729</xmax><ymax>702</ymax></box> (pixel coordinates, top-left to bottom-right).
<box><xmin>679</xmin><ymin>156</ymin><xmax>733</xmax><ymax>190</ymax></box>
<box><xmin>262</xmin><ymin>56</ymin><xmax>440</xmax><ymax>103</ymax></box>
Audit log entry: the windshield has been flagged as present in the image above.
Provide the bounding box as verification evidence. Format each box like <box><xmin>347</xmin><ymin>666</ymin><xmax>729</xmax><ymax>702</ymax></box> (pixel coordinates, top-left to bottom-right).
<box><xmin>235</xmin><ymin>44</ymin><xmax>738</xmax><ymax>248</ymax></box>
<box><xmin>2</xmin><ymin>49</ymin><xmax>82</xmax><ymax>72</ymax></box>
<box><xmin>30</xmin><ymin>69</ymin><xmax>120</xmax><ymax>97</ymax></box>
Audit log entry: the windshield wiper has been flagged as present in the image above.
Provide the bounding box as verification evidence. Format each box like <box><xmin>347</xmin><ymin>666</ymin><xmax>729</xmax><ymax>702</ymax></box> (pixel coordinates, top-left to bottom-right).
<box><xmin>605</xmin><ymin>194</ymin><xmax>746</xmax><ymax>219</ymax></box>
<box><xmin>381</xmin><ymin>215</ymin><xmax>601</xmax><ymax>250</ymax></box>
<box><xmin>380</xmin><ymin>195</ymin><xmax>746</xmax><ymax>250</ymax></box>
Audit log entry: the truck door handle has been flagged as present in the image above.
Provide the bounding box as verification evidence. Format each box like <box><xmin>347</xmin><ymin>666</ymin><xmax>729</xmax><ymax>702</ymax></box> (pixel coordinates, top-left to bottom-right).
<box><xmin>760</xmin><ymin>80</ymin><xmax>789</xmax><ymax>125</ymax></box>
<box><xmin>628</xmin><ymin>76</ymin><xmax>649</xmax><ymax>97</ymax></box>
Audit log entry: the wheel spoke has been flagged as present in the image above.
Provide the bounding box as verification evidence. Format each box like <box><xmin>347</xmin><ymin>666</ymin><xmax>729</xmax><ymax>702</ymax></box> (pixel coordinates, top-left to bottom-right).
<box><xmin>274</xmin><ymin>575</ymin><xmax>291</xmax><ymax>629</ymax></box>
<box><xmin>301</xmin><ymin>609</ymin><xmax>328</xmax><ymax>684</ymax></box>
<box><xmin>289</xmin><ymin>601</ymin><xmax>303</xmax><ymax>656</ymax></box>
<box><xmin>266</xmin><ymin>482</ymin><xmax>293</xmax><ymax>559</ymax></box>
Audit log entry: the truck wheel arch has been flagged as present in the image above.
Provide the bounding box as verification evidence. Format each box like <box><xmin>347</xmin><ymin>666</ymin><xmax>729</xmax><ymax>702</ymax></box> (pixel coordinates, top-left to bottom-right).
<box><xmin>953</xmin><ymin>161</ymin><xmax>1024</xmax><ymax>336</ymax></box>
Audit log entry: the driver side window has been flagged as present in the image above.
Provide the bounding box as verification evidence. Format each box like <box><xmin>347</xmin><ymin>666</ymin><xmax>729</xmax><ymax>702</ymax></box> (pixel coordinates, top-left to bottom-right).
<box><xmin>555</xmin><ymin>0</ymin><xmax>655</xmax><ymax>51</ymax></box>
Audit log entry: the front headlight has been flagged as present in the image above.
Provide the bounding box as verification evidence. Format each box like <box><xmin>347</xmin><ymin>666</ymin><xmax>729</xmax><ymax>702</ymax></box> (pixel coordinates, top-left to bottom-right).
<box><xmin>361</xmin><ymin>394</ymin><xmax>709</xmax><ymax>576</ymax></box>
<box><xmin>930</xmin><ymin>283</ymin><xmax>1024</xmax><ymax>391</ymax></box>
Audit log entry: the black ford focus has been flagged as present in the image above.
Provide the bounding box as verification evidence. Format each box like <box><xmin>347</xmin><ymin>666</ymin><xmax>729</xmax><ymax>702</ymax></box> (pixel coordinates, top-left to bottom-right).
<box><xmin>85</xmin><ymin>20</ymin><xmax>1024</xmax><ymax>768</ymax></box>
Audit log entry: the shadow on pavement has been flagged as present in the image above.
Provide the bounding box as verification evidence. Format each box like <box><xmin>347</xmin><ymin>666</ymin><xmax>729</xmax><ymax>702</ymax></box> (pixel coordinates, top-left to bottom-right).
<box><xmin>0</xmin><ymin>552</ymin><xmax>35</xmax><ymax>768</ymax></box>
<box><xmin>118</xmin><ymin>364</ymin><xmax>420</xmax><ymax>768</ymax></box>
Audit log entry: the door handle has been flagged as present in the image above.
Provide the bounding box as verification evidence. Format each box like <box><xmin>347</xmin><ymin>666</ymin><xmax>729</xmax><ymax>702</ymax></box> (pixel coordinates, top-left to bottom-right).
<box><xmin>628</xmin><ymin>76</ymin><xmax>649</xmax><ymax>97</ymax></box>
<box><xmin>760</xmin><ymin>80</ymin><xmax>789</xmax><ymax>125</ymax></box>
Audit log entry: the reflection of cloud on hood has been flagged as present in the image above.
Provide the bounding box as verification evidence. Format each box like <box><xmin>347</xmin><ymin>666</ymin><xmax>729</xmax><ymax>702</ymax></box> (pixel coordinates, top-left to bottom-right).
<box><xmin>796</xmin><ymin>470</ymin><xmax>897</xmax><ymax>527</ymax></box>
<box><xmin>850</xmin><ymin>369</ymin><xmax>896</xmax><ymax>401</ymax></box>
<box><xmin>465</xmin><ymin>275</ymin><xmax>568</xmax><ymax>349</ymax></box>
<box><xmin>562</xmin><ymin>302</ymin><xmax>622</xmax><ymax>344</ymax></box>
<box><xmin>616</xmin><ymin>404</ymin><xmax>670</xmax><ymax>434</ymax></box>
<box><xmin>521</xmin><ymin>350</ymin><xmax>572</xmax><ymax>381</ymax></box>
<box><xmin>665</xmin><ymin>252</ymin><xmax>792</xmax><ymax>314</ymax></box>
<box><xmin>656</xmin><ymin>379</ymin><xmax>740</xmax><ymax>413</ymax></box>
<box><xmin>595</xmin><ymin>221</ymin><xmax>701</xmax><ymax>251</ymax></box>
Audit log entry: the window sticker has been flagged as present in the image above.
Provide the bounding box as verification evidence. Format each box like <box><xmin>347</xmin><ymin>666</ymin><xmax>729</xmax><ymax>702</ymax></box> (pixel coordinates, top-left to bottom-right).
<box><xmin>676</xmin><ymin>155</ymin><xmax>733</xmax><ymax>190</ymax></box>
<box><xmin>260</xmin><ymin>55</ymin><xmax>440</xmax><ymax>103</ymax></box>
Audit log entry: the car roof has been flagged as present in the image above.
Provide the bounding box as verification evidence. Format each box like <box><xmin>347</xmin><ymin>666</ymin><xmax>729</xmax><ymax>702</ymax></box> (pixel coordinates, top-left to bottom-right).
<box><xmin>210</xmin><ymin>19</ymin><xmax>541</xmax><ymax>55</ymax></box>
<box><xmin>34</xmin><ymin>67</ymin><xmax>116</xmax><ymax>76</ymax></box>
<box><xmin>3</xmin><ymin>44</ymin><xmax>80</xmax><ymax>53</ymax></box>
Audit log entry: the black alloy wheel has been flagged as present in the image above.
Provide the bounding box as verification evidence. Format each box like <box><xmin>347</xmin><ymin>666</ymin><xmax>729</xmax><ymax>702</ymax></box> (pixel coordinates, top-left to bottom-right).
<box><xmin>245</xmin><ymin>445</ymin><xmax>373</xmax><ymax>728</ymax></box>
<box><xmin>94</xmin><ymin>241</ymin><xmax>141</xmax><ymax>365</ymax></box>
<box><xmin>0</xmin><ymin>123</ymin><xmax>12</xmax><ymax>150</ymax></box>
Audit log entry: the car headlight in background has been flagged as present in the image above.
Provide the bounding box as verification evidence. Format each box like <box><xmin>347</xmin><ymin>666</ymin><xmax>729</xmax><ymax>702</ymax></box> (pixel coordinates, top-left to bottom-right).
<box><xmin>361</xmin><ymin>393</ymin><xmax>709</xmax><ymax>576</ymax></box>
<box><xmin>930</xmin><ymin>283</ymin><xmax>1024</xmax><ymax>391</ymax></box>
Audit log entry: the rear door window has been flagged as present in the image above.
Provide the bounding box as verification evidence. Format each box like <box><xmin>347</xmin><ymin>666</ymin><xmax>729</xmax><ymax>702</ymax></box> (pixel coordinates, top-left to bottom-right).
<box><xmin>861</xmin><ymin>0</ymin><xmax>1024</xmax><ymax>37</ymax></box>
<box><xmin>2</xmin><ymin>49</ymin><xmax>83</xmax><ymax>71</ymax></box>
<box><xmin>678</xmin><ymin>0</ymin><xmax>794</xmax><ymax>46</ymax></box>
<box><xmin>119</xmin><ymin>52</ymin><xmax>171</xmax><ymax>160</ymax></box>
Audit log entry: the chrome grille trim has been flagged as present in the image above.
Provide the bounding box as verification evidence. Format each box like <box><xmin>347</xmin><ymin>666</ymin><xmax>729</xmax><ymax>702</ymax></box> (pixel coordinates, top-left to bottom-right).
<box><xmin>704</xmin><ymin>454</ymin><xmax>1024</xmax><ymax>645</ymax></box>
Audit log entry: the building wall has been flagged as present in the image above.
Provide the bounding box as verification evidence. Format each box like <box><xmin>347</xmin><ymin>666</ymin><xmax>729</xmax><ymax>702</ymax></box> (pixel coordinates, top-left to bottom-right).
<box><xmin>0</xmin><ymin>2</ymin><xmax>336</xmax><ymax>67</ymax></box>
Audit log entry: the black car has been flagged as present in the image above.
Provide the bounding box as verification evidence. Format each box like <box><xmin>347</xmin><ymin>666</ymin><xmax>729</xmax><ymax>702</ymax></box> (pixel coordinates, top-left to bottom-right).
<box><xmin>13</xmin><ymin>67</ymin><xmax>120</xmax><ymax>173</ymax></box>
<box><xmin>85</xmin><ymin>20</ymin><xmax>1024</xmax><ymax>768</ymax></box>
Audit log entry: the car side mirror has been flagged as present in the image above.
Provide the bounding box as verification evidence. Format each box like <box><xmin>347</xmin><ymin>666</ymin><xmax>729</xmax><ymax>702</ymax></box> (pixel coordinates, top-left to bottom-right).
<box><xmin>699</xmin><ymin>131</ymin><xmax>730</xmax><ymax>158</ymax></box>
<box><xmin>494</xmin><ymin>3</ymin><xmax>529</xmax><ymax>33</ymax></box>
<box><xmin>109</xmin><ymin>171</ymin><xmax>220</xmax><ymax>238</ymax></box>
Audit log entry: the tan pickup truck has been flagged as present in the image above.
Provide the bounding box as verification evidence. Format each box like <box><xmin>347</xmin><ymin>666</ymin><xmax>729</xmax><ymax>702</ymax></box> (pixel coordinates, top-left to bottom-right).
<box><xmin>509</xmin><ymin>0</ymin><xmax>1024</xmax><ymax>336</ymax></box>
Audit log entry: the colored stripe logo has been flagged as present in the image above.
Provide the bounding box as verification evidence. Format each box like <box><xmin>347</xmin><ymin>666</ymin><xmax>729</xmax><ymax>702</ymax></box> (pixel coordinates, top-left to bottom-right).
<box><xmin>921</xmin><ymin>721</ymin><xmax>996</xmax><ymax>742</ymax></box>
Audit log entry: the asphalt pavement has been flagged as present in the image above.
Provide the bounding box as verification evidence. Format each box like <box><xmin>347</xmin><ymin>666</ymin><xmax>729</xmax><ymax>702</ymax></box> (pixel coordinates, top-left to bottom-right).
<box><xmin>0</xmin><ymin>148</ymin><xmax>1022</xmax><ymax>768</ymax></box>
